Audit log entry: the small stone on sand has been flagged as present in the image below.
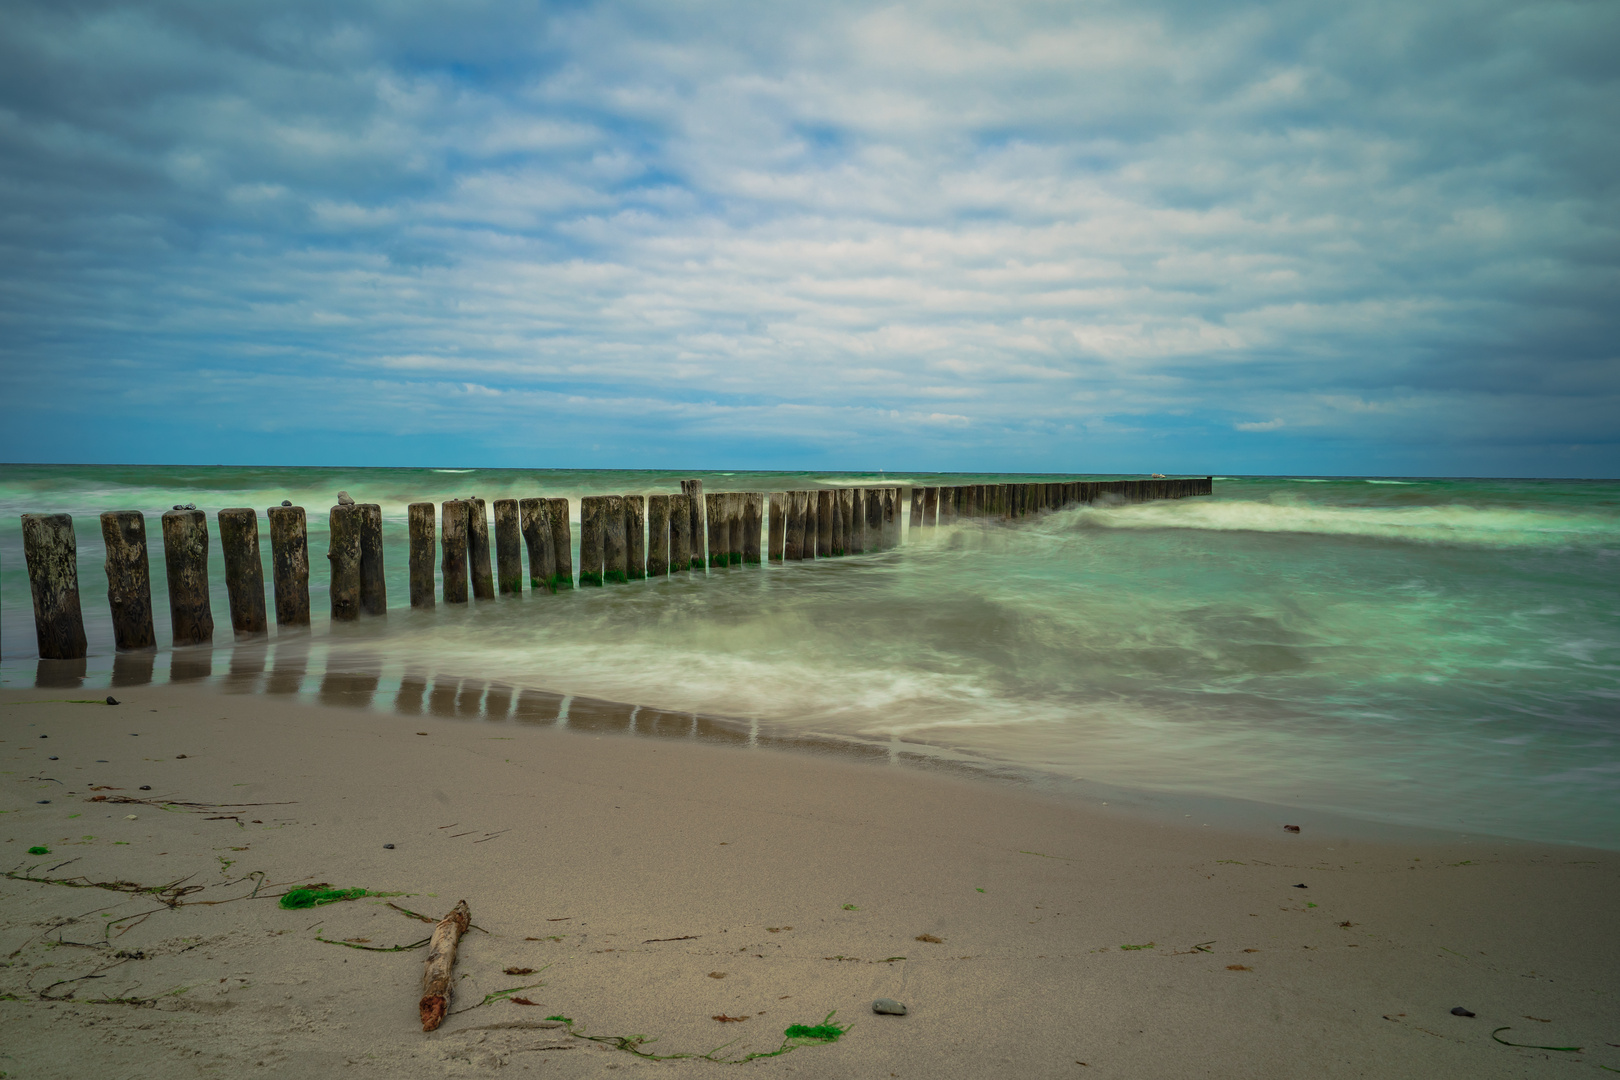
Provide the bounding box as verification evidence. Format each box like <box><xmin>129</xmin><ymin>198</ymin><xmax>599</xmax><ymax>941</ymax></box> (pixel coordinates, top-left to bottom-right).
<box><xmin>383</xmin><ymin>843</ymin><xmax>395</xmax><ymax>849</ymax></box>
<box><xmin>125</xmin><ymin>814</ymin><xmax>138</xmax><ymax>820</ymax></box>
<box><xmin>873</xmin><ymin>998</ymin><xmax>908</xmax><ymax>1015</ymax></box>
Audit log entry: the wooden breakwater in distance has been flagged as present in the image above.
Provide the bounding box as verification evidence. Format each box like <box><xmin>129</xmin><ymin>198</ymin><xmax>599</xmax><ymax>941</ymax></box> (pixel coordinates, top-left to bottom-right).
<box><xmin>14</xmin><ymin>476</ymin><xmax>1212</xmax><ymax>657</ymax></box>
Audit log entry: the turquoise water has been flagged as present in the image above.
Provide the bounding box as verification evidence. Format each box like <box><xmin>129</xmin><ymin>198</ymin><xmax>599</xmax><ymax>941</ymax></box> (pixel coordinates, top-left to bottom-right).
<box><xmin>2</xmin><ymin>465</ymin><xmax>1617</xmax><ymax>848</ymax></box>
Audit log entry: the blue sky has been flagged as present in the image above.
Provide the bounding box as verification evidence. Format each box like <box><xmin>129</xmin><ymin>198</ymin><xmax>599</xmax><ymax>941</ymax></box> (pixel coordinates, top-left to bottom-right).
<box><xmin>1</xmin><ymin>0</ymin><xmax>1615</xmax><ymax>476</ymax></box>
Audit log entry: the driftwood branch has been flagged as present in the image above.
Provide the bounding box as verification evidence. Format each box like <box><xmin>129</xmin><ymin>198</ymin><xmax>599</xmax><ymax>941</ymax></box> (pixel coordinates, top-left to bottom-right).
<box><xmin>419</xmin><ymin>899</ymin><xmax>471</xmax><ymax>1032</ymax></box>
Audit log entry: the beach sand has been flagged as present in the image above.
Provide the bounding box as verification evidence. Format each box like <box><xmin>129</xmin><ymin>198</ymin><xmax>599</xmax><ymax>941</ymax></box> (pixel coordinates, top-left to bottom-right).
<box><xmin>1</xmin><ymin>682</ymin><xmax>1615</xmax><ymax>1078</ymax></box>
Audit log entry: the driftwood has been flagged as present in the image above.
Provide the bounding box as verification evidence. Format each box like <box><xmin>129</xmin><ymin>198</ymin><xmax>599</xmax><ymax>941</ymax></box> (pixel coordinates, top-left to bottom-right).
<box><xmin>419</xmin><ymin>899</ymin><xmax>471</xmax><ymax>1031</ymax></box>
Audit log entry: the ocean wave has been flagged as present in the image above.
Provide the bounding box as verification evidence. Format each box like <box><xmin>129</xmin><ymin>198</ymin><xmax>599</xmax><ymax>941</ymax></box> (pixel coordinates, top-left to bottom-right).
<box><xmin>1079</xmin><ymin>499</ymin><xmax>1618</xmax><ymax>547</ymax></box>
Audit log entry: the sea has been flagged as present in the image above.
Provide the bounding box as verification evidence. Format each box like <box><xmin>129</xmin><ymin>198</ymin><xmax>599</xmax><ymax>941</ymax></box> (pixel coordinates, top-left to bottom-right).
<box><xmin>2</xmin><ymin>465</ymin><xmax>1616</xmax><ymax>849</ymax></box>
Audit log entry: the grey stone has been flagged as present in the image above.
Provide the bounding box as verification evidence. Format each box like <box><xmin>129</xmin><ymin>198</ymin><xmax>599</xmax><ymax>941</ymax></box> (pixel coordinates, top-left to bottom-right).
<box><xmin>872</xmin><ymin>998</ymin><xmax>907</xmax><ymax>1015</ymax></box>
<box><xmin>337</xmin><ymin>491</ymin><xmax>356</xmax><ymax>506</ymax></box>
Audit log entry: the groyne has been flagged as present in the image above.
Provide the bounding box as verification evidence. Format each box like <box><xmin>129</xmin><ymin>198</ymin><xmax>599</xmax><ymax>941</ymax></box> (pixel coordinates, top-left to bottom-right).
<box><xmin>14</xmin><ymin>477</ymin><xmax>1212</xmax><ymax>658</ymax></box>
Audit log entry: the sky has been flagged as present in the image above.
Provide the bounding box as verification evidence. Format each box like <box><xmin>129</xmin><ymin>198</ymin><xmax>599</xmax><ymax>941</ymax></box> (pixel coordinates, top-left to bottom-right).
<box><xmin>1</xmin><ymin>0</ymin><xmax>1615</xmax><ymax>476</ymax></box>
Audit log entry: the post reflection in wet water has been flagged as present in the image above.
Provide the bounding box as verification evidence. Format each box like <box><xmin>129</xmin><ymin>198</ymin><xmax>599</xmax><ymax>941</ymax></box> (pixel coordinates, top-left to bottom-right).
<box><xmin>25</xmin><ymin>633</ymin><xmax>987</xmax><ymax>788</ymax></box>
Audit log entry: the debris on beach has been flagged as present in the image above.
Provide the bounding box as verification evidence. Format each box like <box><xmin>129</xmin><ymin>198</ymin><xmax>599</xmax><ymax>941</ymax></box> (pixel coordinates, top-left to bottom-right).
<box><xmin>1450</xmin><ymin>1007</ymin><xmax>1475</xmax><ymax>1017</ymax></box>
<box><xmin>419</xmin><ymin>899</ymin><xmax>472</xmax><ymax>1032</ymax></box>
<box><xmin>915</xmin><ymin>933</ymin><xmax>943</xmax><ymax>943</ymax></box>
<box><xmin>872</xmin><ymin>998</ymin><xmax>908</xmax><ymax>1015</ymax></box>
<box><xmin>1284</xmin><ymin>825</ymin><xmax>1301</xmax><ymax>832</ymax></box>
<box><xmin>279</xmin><ymin>886</ymin><xmax>367</xmax><ymax>909</ymax></box>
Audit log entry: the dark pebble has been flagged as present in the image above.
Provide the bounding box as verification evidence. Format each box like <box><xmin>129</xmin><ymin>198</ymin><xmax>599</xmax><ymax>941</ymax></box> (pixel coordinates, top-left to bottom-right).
<box><xmin>140</xmin><ymin>785</ymin><xmax>151</xmax><ymax>791</ymax></box>
<box><xmin>872</xmin><ymin>998</ymin><xmax>907</xmax><ymax>1016</ymax></box>
<box><xmin>106</xmin><ymin>696</ymin><xmax>119</xmax><ymax>705</ymax></box>
<box><xmin>281</xmin><ymin>500</ymin><xmax>292</xmax><ymax>507</ymax></box>
<box><xmin>48</xmin><ymin>756</ymin><xmax>58</xmax><ymax>760</ymax></box>
<box><xmin>176</xmin><ymin>754</ymin><xmax>187</xmax><ymax>759</ymax></box>
<box><xmin>1450</xmin><ymin>1007</ymin><xmax>1475</xmax><ymax>1017</ymax></box>
<box><xmin>39</xmin><ymin>735</ymin><xmax>47</xmax><ymax>739</ymax></box>
<box><xmin>383</xmin><ymin>843</ymin><xmax>395</xmax><ymax>849</ymax></box>
<box><xmin>37</xmin><ymin>800</ymin><xmax>50</xmax><ymax>804</ymax></box>
<box><xmin>1294</xmin><ymin>883</ymin><xmax>1308</xmax><ymax>889</ymax></box>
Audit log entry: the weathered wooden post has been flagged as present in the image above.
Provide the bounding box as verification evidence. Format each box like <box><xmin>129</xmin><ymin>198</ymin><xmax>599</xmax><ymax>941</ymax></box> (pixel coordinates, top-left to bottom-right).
<box><xmin>743</xmin><ymin>492</ymin><xmax>763</xmax><ymax>564</ymax></box>
<box><xmin>767</xmin><ymin>492</ymin><xmax>786</xmax><ymax>562</ymax></box>
<box><xmin>441</xmin><ymin>500</ymin><xmax>470</xmax><ymax>602</ymax></box>
<box><xmin>922</xmin><ymin>487</ymin><xmax>938</xmax><ymax>528</ymax></box>
<box><xmin>683</xmin><ymin>480</ymin><xmax>706</xmax><ymax>570</ymax></box>
<box><xmin>806</xmin><ymin>488</ymin><xmax>822</xmax><ymax>557</ymax></box>
<box><xmin>21</xmin><ymin>514</ymin><xmax>87</xmax><ymax>660</ymax></box>
<box><xmin>218</xmin><ymin>508</ymin><xmax>268</xmax><ymax>637</ymax></box>
<box><xmin>328</xmin><ymin>504</ymin><xmax>361</xmax><ymax>622</ymax></box>
<box><xmin>603</xmin><ymin>495</ymin><xmax>628</xmax><ymax>583</ymax></box>
<box><xmin>100</xmin><ymin>511</ymin><xmax>155</xmax><ymax>651</ymax></box>
<box><xmin>647</xmin><ymin>494</ymin><xmax>670</xmax><ymax>577</ymax></box>
<box><xmin>881</xmin><ymin>488</ymin><xmax>898</xmax><ymax>548</ymax></box>
<box><xmin>669</xmin><ymin>492</ymin><xmax>691</xmax><ymax>573</ymax></box>
<box><xmin>829</xmin><ymin>489</ymin><xmax>845</xmax><ymax>556</ymax></box>
<box><xmin>468</xmin><ymin>498</ymin><xmax>495</xmax><ymax>600</ymax></box>
<box><xmin>871</xmin><ymin>488</ymin><xmax>887</xmax><ymax>550</ymax></box>
<box><xmin>578</xmin><ymin>496</ymin><xmax>604</xmax><ymax>586</ymax></box>
<box><xmin>723</xmin><ymin>493</ymin><xmax>740</xmax><ymax>565</ymax></box>
<box><xmin>626</xmin><ymin>495</ymin><xmax>647</xmax><ymax>580</ymax></box>
<box><xmin>909</xmin><ymin>488</ymin><xmax>923</xmax><ymax>531</ymax></box>
<box><xmin>268</xmin><ymin>505</ymin><xmax>310</xmax><ymax>628</ymax></box>
<box><xmin>408</xmin><ymin>502</ymin><xmax>436</xmax><ymax>607</ymax></box>
<box><xmin>705</xmin><ymin>493</ymin><xmax>727</xmax><ymax>568</ymax></box>
<box><xmin>519</xmin><ymin>498</ymin><xmax>555</xmax><ymax>591</ymax></box>
<box><xmin>800</xmin><ymin>488</ymin><xmax>816</xmax><ymax>563</ymax></box>
<box><xmin>357</xmin><ymin>503</ymin><xmax>386</xmax><ymax>616</ymax></box>
<box><xmin>161</xmin><ymin>508</ymin><xmax>214</xmax><ymax>646</ymax></box>
<box><xmin>494</xmin><ymin>499</ymin><xmax>523</xmax><ymax>595</ymax></box>
<box><xmin>784</xmin><ymin>491</ymin><xmax>805</xmax><ymax>560</ymax></box>
<box><xmin>846</xmin><ymin>488</ymin><xmax>864</xmax><ymax>553</ymax></box>
<box><xmin>936</xmin><ymin>487</ymin><xmax>953</xmax><ymax>525</ymax></box>
<box><xmin>549</xmin><ymin>498</ymin><xmax>574</xmax><ymax>588</ymax></box>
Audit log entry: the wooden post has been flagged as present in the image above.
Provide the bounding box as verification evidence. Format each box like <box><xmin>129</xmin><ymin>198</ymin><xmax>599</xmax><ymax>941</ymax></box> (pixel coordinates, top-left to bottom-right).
<box><xmin>441</xmin><ymin>500</ymin><xmax>470</xmax><ymax>602</ymax></box>
<box><xmin>887</xmin><ymin>487</ymin><xmax>902</xmax><ymax>546</ymax></box>
<box><xmin>578</xmin><ymin>496</ymin><xmax>603</xmax><ymax>586</ymax></box>
<box><xmin>357</xmin><ymin>504</ymin><xmax>387</xmax><ymax>615</ymax></box>
<box><xmin>604</xmin><ymin>495</ymin><xmax>628</xmax><ymax>583</ymax></box>
<box><xmin>328</xmin><ymin>504</ymin><xmax>361</xmax><ymax>622</ymax></box>
<box><xmin>549</xmin><ymin>498</ymin><xmax>574</xmax><ymax>589</ymax></box>
<box><xmin>829</xmin><ymin>489</ymin><xmax>845</xmax><ymax>556</ymax></box>
<box><xmin>21</xmin><ymin>513</ymin><xmax>87</xmax><ymax>660</ymax></box>
<box><xmin>408</xmin><ymin>503</ymin><xmax>436</xmax><ymax>607</ymax></box>
<box><xmin>868</xmin><ymin>488</ymin><xmax>885</xmax><ymax>550</ymax></box>
<box><xmin>626</xmin><ymin>495</ymin><xmax>647</xmax><ymax>580</ymax></box>
<box><xmin>802</xmin><ymin>490</ymin><xmax>819</xmax><ymax>560</ymax></box>
<box><xmin>743</xmin><ymin>492</ymin><xmax>763</xmax><ymax>564</ymax></box>
<box><xmin>784</xmin><ymin>490</ymin><xmax>805</xmax><ymax>560</ymax></box>
<box><xmin>922</xmin><ymin>487</ymin><xmax>938</xmax><ymax>527</ymax></box>
<box><xmin>217</xmin><ymin>508</ymin><xmax>268</xmax><ymax>637</ymax></box>
<box><xmin>806</xmin><ymin>488</ymin><xmax>822</xmax><ymax>557</ymax></box>
<box><xmin>725</xmin><ymin>493</ymin><xmax>742</xmax><ymax>566</ymax></box>
<box><xmin>519</xmin><ymin>498</ymin><xmax>555</xmax><ymax>592</ymax></box>
<box><xmin>836</xmin><ymin>488</ymin><xmax>853</xmax><ymax>554</ymax></box>
<box><xmin>494</xmin><ymin>499</ymin><xmax>523</xmax><ymax>595</ymax></box>
<box><xmin>100</xmin><ymin>511</ymin><xmax>155</xmax><ymax>651</ymax></box>
<box><xmin>767</xmin><ymin>492</ymin><xmax>786</xmax><ymax>562</ymax></box>
<box><xmin>847</xmin><ymin>488</ymin><xmax>864</xmax><ymax>553</ymax></box>
<box><xmin>267</xmin><ymin>505</ymin><xmax>310</xmax><ymax>629</ymax></box>
<box><xmin>161</xmin><ymin>508</ymin><xmax>214</xmax><ymax>647</ymax></box>
<box><xmin>467</xmin><ymin>498</ymin><xmax>495</xmax><ymax>600</ymax></box>
<box><xmin>683</xmin><ymin>479</ymin><xmax>706</xmax><ymax>570</ymax></box>
<box><xmin>705</xmin><ymin>492</ymin><xmax>727</xmax><ymax>568</ymax></box>
<box><xmin>909</xmin><ymin>488</ymin><xmax>923</xmax><ymax>531</ymax></box>
<box><xmin>669</xmin><ymin>492</ymin><xmax>691</xmax><ymax>573</ymax></box>
<box><xmin>647</xmin><ymin>494</ymin><xmax>670</xmax><ymax>577</ymax></box>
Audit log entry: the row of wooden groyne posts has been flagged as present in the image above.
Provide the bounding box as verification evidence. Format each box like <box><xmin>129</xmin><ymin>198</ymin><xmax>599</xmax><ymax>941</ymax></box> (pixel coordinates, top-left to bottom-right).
<box><xmin>16</xmin><ymin>476</ymin><xmax>1213</xmax><ymax>661</ymax></box>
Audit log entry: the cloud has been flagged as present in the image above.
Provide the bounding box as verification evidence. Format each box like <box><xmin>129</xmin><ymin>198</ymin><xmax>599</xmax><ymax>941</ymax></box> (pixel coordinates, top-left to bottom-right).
<box><xmin>0</xmin><ymin>0</ymin><xmax>1616</xmax><ymax>474</ymax></box>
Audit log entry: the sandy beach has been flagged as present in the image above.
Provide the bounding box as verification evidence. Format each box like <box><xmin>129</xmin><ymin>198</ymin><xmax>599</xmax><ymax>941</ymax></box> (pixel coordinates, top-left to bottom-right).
<box><xmin>2</xmin><ymin>682</ymin><xmax>1616</xmax><ymax>1078</ymax></box>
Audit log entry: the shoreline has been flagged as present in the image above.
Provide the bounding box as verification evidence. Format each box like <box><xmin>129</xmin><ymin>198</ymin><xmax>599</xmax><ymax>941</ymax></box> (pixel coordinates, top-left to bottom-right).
<box><xmin>4</xmin><ymin>653</ymin><xmax>1581</xmax><ymax>853</ymax></box>
<box><xmin>3</xmin><ymin>681</ymin><xmax>1617</xmax><ymax>1078</ymax></box>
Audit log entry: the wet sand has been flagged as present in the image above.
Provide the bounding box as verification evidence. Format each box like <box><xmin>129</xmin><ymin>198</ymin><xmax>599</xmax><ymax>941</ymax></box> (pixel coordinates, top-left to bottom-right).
<box><xmin>1</xmin><ymin>682</ymin><xmax>1616</xmax><ymax>1078</ymax></box>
